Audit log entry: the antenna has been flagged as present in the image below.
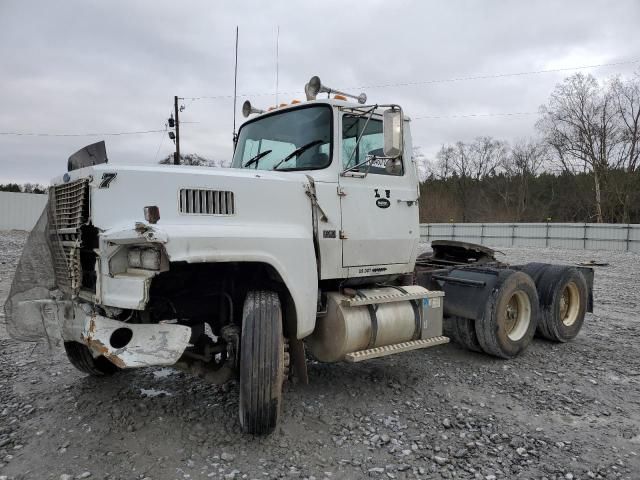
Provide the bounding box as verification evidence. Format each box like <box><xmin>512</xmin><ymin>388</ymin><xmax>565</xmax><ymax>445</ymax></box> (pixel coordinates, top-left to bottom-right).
<box><xmin>232</xmin><ymin>26</ymin><xmax>239</xmax><ymax>148</ymax></box>
<box><xmin>275</xmin><ymin>25</ymin><xmax>280</xmax><ymax>105</ymax></box>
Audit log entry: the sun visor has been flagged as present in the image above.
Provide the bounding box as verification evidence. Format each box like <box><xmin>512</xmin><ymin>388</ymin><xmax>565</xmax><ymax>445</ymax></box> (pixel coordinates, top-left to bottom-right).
<box><xmin>67</xmin><ymin>141</ymin><xmax>108</xmax><ymax>172</ymax></box>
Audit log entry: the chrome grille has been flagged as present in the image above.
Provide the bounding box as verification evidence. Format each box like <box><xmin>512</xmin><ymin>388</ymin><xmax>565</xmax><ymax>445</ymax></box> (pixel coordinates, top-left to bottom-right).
<box><xmin>179</xmin><ymin>189</ymin><xmax>235</xmax><ymax>215</ymax></box>
<box><xmin>48</xmin><ymin>178</ymin><xmax>90</xmax><ymax>295</ymax></box>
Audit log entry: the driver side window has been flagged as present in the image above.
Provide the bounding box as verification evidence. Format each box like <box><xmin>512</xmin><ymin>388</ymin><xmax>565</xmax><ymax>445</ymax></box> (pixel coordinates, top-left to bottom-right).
<box><xmin>342</xmin><ymin>115</ymin><xmax>403</xmax><ymax>176</ymax></box>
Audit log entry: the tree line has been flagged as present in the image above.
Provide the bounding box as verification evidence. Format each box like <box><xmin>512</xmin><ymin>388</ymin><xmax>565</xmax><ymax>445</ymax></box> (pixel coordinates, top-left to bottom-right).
<box><xmin>417</xmin><ymin>71</ymin><xmax>640</xmax><ymax>224</ymax></box>
<box><xmin>0</xmin><ymin>183</ymin><xmax>47</xmax><ymax>194</ymax></box>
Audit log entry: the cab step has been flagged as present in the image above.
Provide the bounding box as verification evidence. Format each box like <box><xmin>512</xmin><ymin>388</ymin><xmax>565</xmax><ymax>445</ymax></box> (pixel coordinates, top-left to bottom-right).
<box><xmin>344</xmin><ymin>336</ymin><xmax>450</xmax><ymax>363</ymax></box>
<box><xmin>340</xmin><ymin>287</ymin><xmax>444</xmax><ymax>308</ymax></box>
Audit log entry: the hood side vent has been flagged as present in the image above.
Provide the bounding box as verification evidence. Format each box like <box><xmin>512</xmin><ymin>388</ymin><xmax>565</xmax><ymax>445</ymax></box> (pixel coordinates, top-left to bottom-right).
<box><xmin>179</xmin><ymin>189</ymin><xmax>235</xmax><ymax>215</ymax></box>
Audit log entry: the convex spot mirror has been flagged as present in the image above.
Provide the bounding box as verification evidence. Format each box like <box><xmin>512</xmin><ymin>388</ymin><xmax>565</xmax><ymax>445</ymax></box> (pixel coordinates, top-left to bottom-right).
<box><xmin>383</xmin><ymin>108</ymin><xmax>403</xmax><ymax>158</ymax></box>
<box><xmin>385</xmin><ymin>158</ymin><xmax>402</xmax><ymax>175</ymax></box>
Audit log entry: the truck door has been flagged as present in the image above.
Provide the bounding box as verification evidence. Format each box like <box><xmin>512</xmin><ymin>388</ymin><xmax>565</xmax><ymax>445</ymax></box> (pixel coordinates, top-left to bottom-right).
<box><xmin>338</xmin><ymin>113</ymin><xmax>419</xmax><ymax>269</ymax></box>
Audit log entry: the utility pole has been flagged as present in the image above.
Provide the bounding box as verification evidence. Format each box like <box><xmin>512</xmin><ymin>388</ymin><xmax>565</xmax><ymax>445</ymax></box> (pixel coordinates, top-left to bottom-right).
<box><xmin>174</xmin><ymin>95</ymin><xmax>181</xmax><ymax>165</ymax></box>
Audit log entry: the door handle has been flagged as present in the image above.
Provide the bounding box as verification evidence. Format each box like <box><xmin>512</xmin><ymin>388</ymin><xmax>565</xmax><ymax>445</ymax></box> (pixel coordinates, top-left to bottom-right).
<box><xmin>397</xmin><ymin>199</ymin><xmax>418</xmax><ymax>206</ymax></box>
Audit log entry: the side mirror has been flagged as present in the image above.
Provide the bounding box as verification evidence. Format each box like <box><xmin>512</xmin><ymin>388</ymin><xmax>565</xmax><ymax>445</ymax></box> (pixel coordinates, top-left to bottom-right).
<box><xmin>384</xmin><ymin>158</ymin><xmax>403</xmax><ymax>175</ymax></box>
<box><xmin>383</xmin><ymin>108</ymin><xmax>403</xmax><ymax>158</ymax></box>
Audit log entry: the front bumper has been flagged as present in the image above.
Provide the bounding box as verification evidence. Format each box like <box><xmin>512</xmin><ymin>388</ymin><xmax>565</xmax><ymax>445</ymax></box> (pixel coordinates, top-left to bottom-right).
<box><xmin>11</xmin><ymin>299</ymin><xmax>191</xmax><ymax>368</ymax></box>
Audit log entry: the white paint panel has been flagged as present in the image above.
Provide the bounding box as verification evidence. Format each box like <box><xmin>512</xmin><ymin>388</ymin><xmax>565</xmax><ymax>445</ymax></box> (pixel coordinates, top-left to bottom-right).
<box><xmin>0</xmin><ymin>192</ymin><xmax>48</xmax><ymax>230</ymax></box>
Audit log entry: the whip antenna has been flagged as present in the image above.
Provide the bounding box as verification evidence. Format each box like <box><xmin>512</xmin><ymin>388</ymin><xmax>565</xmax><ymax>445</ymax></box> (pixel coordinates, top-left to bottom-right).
<box><xmin>275</xmin><ymin>25</ymin><xmax>280</xmax><ymax>105</ymax></box>
<box><xmin>232</xmin><ymin>26</ymin><xmax>239</xmax><ymax>148</ymax></box>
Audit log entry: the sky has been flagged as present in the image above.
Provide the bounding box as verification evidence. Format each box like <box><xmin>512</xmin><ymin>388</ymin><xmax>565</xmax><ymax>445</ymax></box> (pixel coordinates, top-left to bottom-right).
<box><xmin>1</xmin><ymin>0</ymin><xmax>639</xmax><ymax>184</ymax></box>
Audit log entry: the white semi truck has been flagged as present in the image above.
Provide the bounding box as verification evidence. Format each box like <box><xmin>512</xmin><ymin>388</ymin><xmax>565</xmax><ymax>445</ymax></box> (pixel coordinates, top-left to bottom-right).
<box><xmin>6</xmin><ymin>76</ymin><xmax>593</xmax><ymax>434</ymax></box>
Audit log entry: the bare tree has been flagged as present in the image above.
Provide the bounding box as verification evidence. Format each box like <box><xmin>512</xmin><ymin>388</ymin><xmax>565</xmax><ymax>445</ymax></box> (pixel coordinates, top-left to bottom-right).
<box><xmin>537</xmin><ymin>73</ymin><xmax>623</xmax><ymax>222</ymax></box>
<box><xmin>411</xmin><ymin>146</ymin><xmax>431</xmax><ymax>182</ymax></box>
<box><xmin>434</xmin><ymin>137</ymin><xmax>506</xmax><ymax>221</ymax></box>
<box><xmin>435</xmin><ymin>144</ymin><xmax>454</xmax><ymax>179</ymax></box>
<box><xmin>608</xmin><ymin>73</ymin><xmax>640</xmax><ymax>221</ymax></box>
<box><xmin>502</xmin><ymin>139</ymin><xmax>548</xmax><ymax>220</ymax></box>
<box><xmin>468</xmin><ymin>136</ymin><xmax>506</xmax><ymax>180</ymax></box>
<box><xmin>611</xmin><ymin>72</ymin><xmax>640</xmax><ymax>173</ymax></box>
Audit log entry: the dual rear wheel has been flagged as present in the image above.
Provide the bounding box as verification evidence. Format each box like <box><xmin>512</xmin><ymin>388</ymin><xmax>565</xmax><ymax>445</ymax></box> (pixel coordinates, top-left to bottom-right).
<box><xmin>449</xmin><ymin>266</ymin><xmax>588</xmax><ymax>359</ymax></box>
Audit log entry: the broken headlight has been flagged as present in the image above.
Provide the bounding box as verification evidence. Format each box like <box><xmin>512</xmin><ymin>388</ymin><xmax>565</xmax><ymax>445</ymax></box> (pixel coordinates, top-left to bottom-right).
<box><xmin>127</xmin><ymin>247</ymin><xmax>161</xmax><ymax>270</ymax></box>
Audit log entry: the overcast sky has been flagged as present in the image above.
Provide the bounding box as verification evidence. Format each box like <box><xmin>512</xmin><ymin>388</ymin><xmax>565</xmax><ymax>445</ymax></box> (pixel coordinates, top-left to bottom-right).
<box><xmin>1</xmin><ymin>0</ymin><xmax>639</xmax><ymax>184</ymax></box>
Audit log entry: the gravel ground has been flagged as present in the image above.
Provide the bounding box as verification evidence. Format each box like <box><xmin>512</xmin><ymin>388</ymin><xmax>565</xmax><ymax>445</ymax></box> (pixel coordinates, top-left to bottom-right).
<box><xmin>1</xmin><ymin>230</ymin><xmax>639</xmax><ymax>480</ymax></box>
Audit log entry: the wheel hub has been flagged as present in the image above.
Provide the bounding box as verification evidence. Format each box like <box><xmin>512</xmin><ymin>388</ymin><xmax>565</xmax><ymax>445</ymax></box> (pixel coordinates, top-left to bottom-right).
<box><xmin>560</xmin><ymin>281</ymin><xmax>580</xmax><ymax>326</ymax></box>
<box><xmin>503</xmin><ymin>291</ymin><xmax>531</xmax><ymax>341</ymax></box>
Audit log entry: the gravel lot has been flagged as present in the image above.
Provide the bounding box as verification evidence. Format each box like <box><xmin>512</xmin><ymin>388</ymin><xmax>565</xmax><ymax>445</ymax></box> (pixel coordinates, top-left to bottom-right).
<box><xmin>1</xmin><ymin>230</ymin><xmax>639</xmax><ymax>480</ymax></box>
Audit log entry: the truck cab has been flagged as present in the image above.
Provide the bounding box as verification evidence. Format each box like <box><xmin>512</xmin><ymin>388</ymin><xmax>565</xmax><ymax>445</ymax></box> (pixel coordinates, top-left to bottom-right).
<box><xmin>231</xmin><ymin>98</ymin><xmax>421</xmax><ymax>279</ymax></box>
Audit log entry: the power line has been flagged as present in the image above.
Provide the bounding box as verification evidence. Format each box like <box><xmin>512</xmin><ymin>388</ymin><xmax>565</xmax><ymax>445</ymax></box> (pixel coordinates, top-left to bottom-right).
<box><xmin>356</xmin><ymin>59</ymin><xmax>640</xmax><ymax>89</ymax></box>
<box><xmin>181</xmin><ymin>58</ymin><xmax>640</xmax><ymax>101</ymax></box>
<box><xmin>413</xmin><ymin>111</ymin><xmax>539</xmax><ymax>120</ymax></box>
<box><xmin>0</xmin><ymin>129</ymin><xmax>165</xmax><ymax>137</ymax></box>
<box><xmin>153</xmin><ymin>130</ymin><xmax>167</xmax><ymax>164</ymax></box>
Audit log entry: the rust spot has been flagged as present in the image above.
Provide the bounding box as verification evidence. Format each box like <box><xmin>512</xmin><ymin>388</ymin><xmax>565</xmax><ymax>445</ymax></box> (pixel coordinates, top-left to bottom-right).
<box><xmin>83</xmin><ymin>337</ymin><xmax>127</xmax><ymax>368</ymax></box>
<box><xmin>84</xmin><ymin>338</ymin><xmax>109</xmax><ymax>356</ymax></box>
<box><xmin>105</xmin><ymin>353</ymin><xmax>126</xmax><ymax>369</ymax></box>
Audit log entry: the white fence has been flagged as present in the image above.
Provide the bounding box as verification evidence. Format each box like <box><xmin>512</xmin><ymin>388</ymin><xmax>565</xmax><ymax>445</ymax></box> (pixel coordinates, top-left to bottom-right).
<box><xmin>420</xmin><ymin>222</ymin><xmax>640</xmax><ymax>253</ymax></box>
<box><xmin>0</xmin><ymin>191</ymin><xmax>47</xmax><ymax>231</ymax></box>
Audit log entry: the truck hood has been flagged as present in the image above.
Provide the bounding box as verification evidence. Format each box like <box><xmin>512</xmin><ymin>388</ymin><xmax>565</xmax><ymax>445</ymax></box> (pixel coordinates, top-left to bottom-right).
<box><xmin>54</xmin><ymin>164</ymin><xmax>314</xmax><ymax>232</ymax></box>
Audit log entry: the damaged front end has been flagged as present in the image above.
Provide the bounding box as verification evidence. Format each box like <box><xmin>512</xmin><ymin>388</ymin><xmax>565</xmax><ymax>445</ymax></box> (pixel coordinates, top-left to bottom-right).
<box><xmin>3</xmin><ymin>177</ymin><xmax>194</xmax><ymax>370</ymax></box>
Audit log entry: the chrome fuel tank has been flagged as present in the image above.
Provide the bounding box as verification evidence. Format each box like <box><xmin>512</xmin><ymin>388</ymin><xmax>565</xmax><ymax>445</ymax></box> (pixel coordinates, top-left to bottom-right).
<box><xmin>307</xmin><ymin>286</ymin><xmax>441</xmax><ymax>362</ymax></box>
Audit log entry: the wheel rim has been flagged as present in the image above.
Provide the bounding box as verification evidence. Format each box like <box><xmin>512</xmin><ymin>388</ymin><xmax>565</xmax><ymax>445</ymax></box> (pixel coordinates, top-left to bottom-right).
<box><xmin>503</xmin><ymin>290</ymin><xmax>531</xmax><ymax>341</ymax></box>
<box><xmin>560</xmin><ymin>281</ymin><xmax>580</xmax><ymax>326</ymax></box>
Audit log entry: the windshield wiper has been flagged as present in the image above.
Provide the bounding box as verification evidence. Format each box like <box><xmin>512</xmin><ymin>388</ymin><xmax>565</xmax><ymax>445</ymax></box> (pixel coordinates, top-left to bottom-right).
<box><xmin>272</xmin><ymin>140</ymin><xmax>324</xmax><ymax>170</ymax></box>
<box><xmin>243</xmin><ymin>149</ymin><xmax>272</xmax><ymax>168</ymax></box>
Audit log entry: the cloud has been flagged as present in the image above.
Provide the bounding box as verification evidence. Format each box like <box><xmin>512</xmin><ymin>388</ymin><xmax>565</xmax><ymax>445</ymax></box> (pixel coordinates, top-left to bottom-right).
<box><xmin>1</xmin><ymin>0</ymin><xmax>639</xmax><ymax>183</ymax></box>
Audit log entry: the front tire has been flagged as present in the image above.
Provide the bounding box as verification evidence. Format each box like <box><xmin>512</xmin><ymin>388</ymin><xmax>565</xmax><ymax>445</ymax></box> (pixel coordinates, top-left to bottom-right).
<box><xmin>239</xmin><ymin>290</ymin><xmax>285</xmax><ymax>435</ymax></box>
<box><xmin>63</xmin><ymin>341</ymin><xmax>120</xmax><ymax>376</ymax></box>
<box><xmin>475</xmin><ymin>271</ymin><xmax>539</xmax><ymax>359</ymax></box>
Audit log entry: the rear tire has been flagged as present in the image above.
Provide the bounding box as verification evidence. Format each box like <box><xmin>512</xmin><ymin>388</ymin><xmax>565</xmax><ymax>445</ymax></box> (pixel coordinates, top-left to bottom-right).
<box><xmin>450</xmin><ymin>317</ymin><xmax>482</xmax><ymax>353</ymax></box>
<box><xmin>239</xmin><ymin>290</ymin><xmax>285</xmax><ymax>435</ymax></box>
<box><xmin>519</xmin><ymin>262</ymin><xmax>550</xmax><ymax>283</ymax></box>
<box><xmin>536</xmin><ymin>266</ymin><xmax>587</xmax><ymax>342</ymax></box>
<box><xmin>475</xmin><ymin>271</ymin><xmax>539</xmax><ymax>359</ymax></box>
<box><xmin>63</xmin><ymin>341</ymin><xmax>120</xmax><ymax>376</ymax></box>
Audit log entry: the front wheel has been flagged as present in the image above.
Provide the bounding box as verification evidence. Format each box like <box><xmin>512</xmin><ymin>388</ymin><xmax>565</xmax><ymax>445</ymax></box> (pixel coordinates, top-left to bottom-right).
<box><xmin>63</xmin><ymin>341</ymin><xmax>120</xmax><ymax>376</ymax></box>
<box><xmin>239</xmin><ymin>290</ymin><xmax>285</xmax><ymax>435</ymax></box>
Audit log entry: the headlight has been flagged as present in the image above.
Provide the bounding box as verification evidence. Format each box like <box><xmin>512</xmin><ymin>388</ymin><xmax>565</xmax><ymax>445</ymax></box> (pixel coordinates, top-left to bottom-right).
<box><xmin>127</xmin><ymin>247</ymin><xmax>161</xmax><ymax>270</ymax></box>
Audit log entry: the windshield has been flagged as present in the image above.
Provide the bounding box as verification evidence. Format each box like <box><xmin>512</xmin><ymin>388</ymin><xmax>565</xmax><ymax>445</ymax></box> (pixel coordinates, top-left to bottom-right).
<box><xmin>231</xmin><ymin>105</ymin><xmax>332</xmax><ymax>171</ymax></box>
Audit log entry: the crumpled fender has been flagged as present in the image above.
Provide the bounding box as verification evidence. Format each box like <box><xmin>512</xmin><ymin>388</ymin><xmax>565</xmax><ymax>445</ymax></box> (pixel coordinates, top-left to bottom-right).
<box><xmin>96</xmin><ymin>216</ymin><xmax>318</xmax><ymax>340</ymax></box>
<box><xmin>151</xmin><ymin>223</ymin><xmax>319</xmax><ymax>339</ymax></box>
